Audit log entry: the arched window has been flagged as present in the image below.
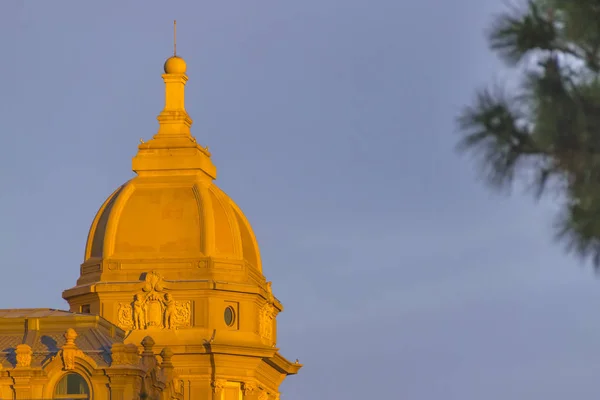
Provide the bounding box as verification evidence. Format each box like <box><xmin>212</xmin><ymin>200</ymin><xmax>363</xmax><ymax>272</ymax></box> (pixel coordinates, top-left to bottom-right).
<box><xmin>54</xmin><ymin>373</ymin><xmax>90</xmax><ymax>399</ymax></box>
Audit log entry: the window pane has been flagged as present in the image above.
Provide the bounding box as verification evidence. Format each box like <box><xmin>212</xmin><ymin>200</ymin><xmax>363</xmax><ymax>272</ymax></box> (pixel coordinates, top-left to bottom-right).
<box><xmin>54</xmin><ymin>373</ymin><xmax>89</xmax><ymax>396</ymax></box>
<box><xmin>54</xmin><ymin>376</ymin><xmax>67</xmax><ymax>395</ymax></box>
<box><xmin>224</xmin><ymin>307</ymin><xmax>235</xmax><ymax>326</ymax></box>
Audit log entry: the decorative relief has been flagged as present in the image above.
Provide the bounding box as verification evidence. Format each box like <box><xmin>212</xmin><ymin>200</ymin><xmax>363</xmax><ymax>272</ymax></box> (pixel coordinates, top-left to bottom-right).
<box><xmin>110</xmin><ymin>343</ymin><xmax>140</xmax><ymax>366</ymax></box>
<box><xmin>258</xmin><ymin>282</ymin><xmax>278</xmax><ymax>341</ymax></box>
<box><xmin>242</xmin><ymin>382</ymin><xmax>258</xmax><ymax>395</ymax></box>
<box><xmin>174</xmin><ymin>379</ymin><xmax>185</xmax><ymax>395</ymax></box>
<box><xmin>258</xmin><ymin>390</ymin><xmax>269</xmax><ymax>400</ymax></box>
<box><xmin>15</xmin><ymin>344</ymin><xmax>32</xmax><ymax>368</ymax></box>
<box><xmin>62</xmin><ymin>350</ymin><xmax>82</xmax><ymax>371</ymax></box>
<box><xmin>60</xmin><ymin>328</ymin><xmax>84</xmax><ymax>371</ymax></box>
<box><xmin>107</xmin><ymin>262</ymin><xmax>119</xmax><ymax>271</ymax></box>
<box><xmin>144</xmin><ymin>270</ymin><xmax>163</xmax><ymax>292</ymax></box>
<box><xmin>117</xmin><ymin>271</ymin><xmax>191</xmax><ymax>331</ymax></box>
<box><xmin>134</xmin><ymin>377</ymin><xmax>143</xmax><ymax>397</ymax></box>
<box><xmin>212</xmin><ymin>379</ymin><xmax>226</xmax><ymax>394</ymax></box>
<box><xmin>259</xmin><ymin>303</ymin><xmax>275</xmax><ymax>341</ymax></box>
<box><xmin>118</xmin><ymin>303</ymin><xmax>134</xmax><ymax>329</ymax></box>
<box><xmin>110</xmin><ymin>349</ymin><xmax>125</xmax><ymax>366</ymax></box>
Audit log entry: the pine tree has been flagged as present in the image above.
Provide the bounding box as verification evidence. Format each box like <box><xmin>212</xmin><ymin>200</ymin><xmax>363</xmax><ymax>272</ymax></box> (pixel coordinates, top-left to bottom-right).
<box><xmin>458</xmin><ymin>0</ymin><xmax>600</xmax><ymax>266</ymax></box>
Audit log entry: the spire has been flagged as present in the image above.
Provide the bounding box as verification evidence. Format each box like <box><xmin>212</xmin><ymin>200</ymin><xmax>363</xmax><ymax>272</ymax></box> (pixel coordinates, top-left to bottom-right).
<box><xmin>157</xmin><ymin>22</ymin><xmax>191</xmax><ymax>137</ymax></box>
<box><xmin>131</xmin><ymin>26</ymin><xmax>217</xmax><ymax>180</ymax></box>
<box><xmin>173</xmin><ymin>20</ymin><xmax>177</xmax><ymax>57</ymax></box>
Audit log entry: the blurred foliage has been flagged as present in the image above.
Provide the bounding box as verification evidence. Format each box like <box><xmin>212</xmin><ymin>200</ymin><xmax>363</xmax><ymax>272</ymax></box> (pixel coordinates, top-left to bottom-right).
<box><xmin>458</xmin><ymin>0</ymin><xmax>600</xmax><ymax>266</ymax></box>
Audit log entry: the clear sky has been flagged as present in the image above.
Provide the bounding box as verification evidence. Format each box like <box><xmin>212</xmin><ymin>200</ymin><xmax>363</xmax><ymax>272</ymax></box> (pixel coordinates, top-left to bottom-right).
<box><xmin>1</xmin><ymin>1</ymin><xmax>600</xmax><ymax>399</ymax></box>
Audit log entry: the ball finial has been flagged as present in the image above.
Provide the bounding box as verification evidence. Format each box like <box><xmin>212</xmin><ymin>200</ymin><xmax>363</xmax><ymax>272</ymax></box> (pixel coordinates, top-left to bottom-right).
<box><xmin>164</xmin><ymin>56</ymin><xmax>187</xmax><ymax>74</ymax></box>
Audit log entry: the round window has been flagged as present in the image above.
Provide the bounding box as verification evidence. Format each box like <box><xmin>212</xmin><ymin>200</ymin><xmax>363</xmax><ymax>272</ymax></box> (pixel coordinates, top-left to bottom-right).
<box><xmin>224</xmin><ymin>306</ymin><xmax>235</xmax><ymax>326</ymax></box>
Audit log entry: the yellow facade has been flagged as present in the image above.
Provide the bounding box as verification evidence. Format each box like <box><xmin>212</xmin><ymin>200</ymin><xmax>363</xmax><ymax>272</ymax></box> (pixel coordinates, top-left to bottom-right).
<box><xmin>0</xmin><ymin>51</ymin><xmax>300</xmax><ymax>399</ymax></box>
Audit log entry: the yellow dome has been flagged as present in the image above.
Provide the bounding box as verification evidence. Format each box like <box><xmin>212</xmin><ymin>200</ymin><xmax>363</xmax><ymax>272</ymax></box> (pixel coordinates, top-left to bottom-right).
<box><xmin>164</xmin><ymin>56</ymin><xmax>187</xmax><ymax>74</ymax></box>
<box><xmin>84</xmin><ymin>178</ymin><xmax>261</xmax><ymax>271</ymax></box>
<box><xmin>76</xmin><ymin>52</ymin><xmax>263</xmax><ymax>284</ymax></box>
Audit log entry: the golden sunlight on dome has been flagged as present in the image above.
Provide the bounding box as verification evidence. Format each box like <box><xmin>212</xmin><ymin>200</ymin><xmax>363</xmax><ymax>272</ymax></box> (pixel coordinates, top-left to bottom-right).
<box><xmin>56</xmin><ymin>27</ymin><xmax>301</xmax><ymax>400</ymax></box>
<box><xmin>82</xmin><ymin>45</ymin><xmax>262</xmax><ymax>275</ymax></box>
<box><xmin>85</xmin><ymin>180</ymin><xmax>261</xmax><ymax>271</ymax></box>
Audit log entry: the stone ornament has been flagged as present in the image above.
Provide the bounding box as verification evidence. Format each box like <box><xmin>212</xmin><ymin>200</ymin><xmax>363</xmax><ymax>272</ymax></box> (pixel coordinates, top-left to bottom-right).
<box><xmin>212</xmin><ymin>379</ymin><xmax>226</xmax><ymax>394</ymax></box>
<box><xmin>15</xmin><ymin>344</ymin><xmax>32</xmax><ymax>368</ymax></box>
<box><xmin>60</xmin><ymin>328</ymin><xmax>84</xmax><ymax>371</ymax></box>
<box><xmin>242</xmin><ymin>381</ymin><xmax>258</xmax><ymax>395</ymax></box>
<box><xmin>258</xmin><ymin>282</ymin><xmax>277</xmax><ymax>341</ymax></box>
<box><xmin>134</xmin><ymin>377</ymin><xmax>143</xmax><ymax>397</ymax></box>
<box><xmin>129</xmin><ymin>336</ymin><xmax>182</xmax><ymax>400</ymax></box>
<box><xmin>110</xmin><ymin>342</ymin><xmax>141</xmax><ymax>366</ymax></box>
<box><xmin>176</xmin><ymin>379</ymin><xmax>185</xmax><ymax>395</ymax></box>
<box><xmin>117</xmin><ymin>271</ymin><xmax>191</xmax><ymax>331</ymax></box>
<box><xmin>160</xmin><ymin>347</ymin><xmax>174</xmax><ymax>368</ymax></box>
<box><xmin>139</xmin><ymin>336</ymin><xmax>162</xmax><ymax>399</ymax></box>
<box><xmin>266</xmin><ymin>281</ymin><xmax>274</xmax><ymax>303</ymax></box>
<box><xmin>259</xmin><ymin>303</ymin><xmax>275</xmax><ymax>341</ymax></box>
<box><xmin>258</xmin><ymin>390</ymin><xmax>269</xmax><ymax>400</ymax></box>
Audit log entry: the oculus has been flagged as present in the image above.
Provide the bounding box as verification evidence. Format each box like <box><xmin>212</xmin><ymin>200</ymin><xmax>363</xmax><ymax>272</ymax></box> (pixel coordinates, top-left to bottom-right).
<box><xmin>224</xmin><ymin>306</ymin><xmax>235</xmax><ymax>327</ymax></box>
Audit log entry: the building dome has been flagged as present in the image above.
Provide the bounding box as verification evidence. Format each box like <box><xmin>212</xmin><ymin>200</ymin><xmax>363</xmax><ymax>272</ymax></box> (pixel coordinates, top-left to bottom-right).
<box><xmin>79</xmin><ymin>54</ymin><xmax>261</xmax><ymax>275</ymax></box>
<box><xmin>84</xmin><ymin>179</ymin><xmax>261</xmax><ymax>271</ymax></box>
<box><xmin>60</xmin><ymin>44</ymin><xmax>301</xmax><ymax>400</ymax></box>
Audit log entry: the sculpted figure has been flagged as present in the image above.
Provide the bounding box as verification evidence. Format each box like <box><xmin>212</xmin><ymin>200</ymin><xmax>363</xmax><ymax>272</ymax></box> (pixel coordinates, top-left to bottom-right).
<box><xmin>163</xmin><ymin>293</ymin><xmax>176</xmax><ymax>329</ymax></box>
<box><xmin>266</xmin><ymin>281</ymin><xmax>274</xmax><ymax>303</ymax></box>
<box><xmin>133</xmin><ymin>294</ymin><xmax>146</xmax><ymax>330</ymax></box>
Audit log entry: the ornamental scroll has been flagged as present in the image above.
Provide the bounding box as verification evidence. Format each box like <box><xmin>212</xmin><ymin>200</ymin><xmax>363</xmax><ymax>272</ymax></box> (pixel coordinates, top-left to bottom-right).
<box><xmin>117</xmin><ymin>271</ymin><xmax>191</xmax><ymax>331</ymax></box>
<box><xmin>259</xmin><ymin>282</ymin><xmax>276</xmax><ymax>341</ymax></box>
<box><xmin>259</xmin><ymin>303</ymin><xmax>275</xmax><ymax>340</ymax></box>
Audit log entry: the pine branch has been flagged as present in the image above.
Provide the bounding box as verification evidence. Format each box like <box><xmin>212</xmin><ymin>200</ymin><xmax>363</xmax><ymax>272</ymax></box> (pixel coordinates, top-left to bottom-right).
<box><xmin>457</xmin><ymin>87</ymin><xmax>541</xmax><ymax>190</ymax></box>
<box><xmin>555</xmin><ymin>186</ymin><xmax>600</xmax><ymax>267</ymax></box>
<box><xmin>459</xmin><ymin>0</ymin><xmax>600</xmax><ymax>267</ymax></box>
<box><xmin>488</xmin><ymin>0</ymin><xmax>558</xmax><ymax>65</ymax></box>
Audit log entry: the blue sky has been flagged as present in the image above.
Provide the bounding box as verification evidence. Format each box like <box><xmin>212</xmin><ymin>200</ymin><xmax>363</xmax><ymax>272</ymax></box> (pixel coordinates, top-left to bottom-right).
<box><xmin>2</xmin><ymin>1</ymin><xmax>600</xmax><ymax>399</ymax></box>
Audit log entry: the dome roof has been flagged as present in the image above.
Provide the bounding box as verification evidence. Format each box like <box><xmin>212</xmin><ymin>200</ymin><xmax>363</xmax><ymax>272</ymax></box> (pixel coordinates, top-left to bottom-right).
<box><xmin>85</xmin><ymin>178</ymin><xmax>261</xmax><ymax>271</ymax></box>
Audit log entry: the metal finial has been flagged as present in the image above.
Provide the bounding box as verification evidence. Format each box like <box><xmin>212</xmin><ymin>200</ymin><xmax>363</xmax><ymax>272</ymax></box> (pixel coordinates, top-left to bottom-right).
<box><xmin>173</xmin><ymin>20</ymin><xmax>177</xmax><ymax>56</ymax></box>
